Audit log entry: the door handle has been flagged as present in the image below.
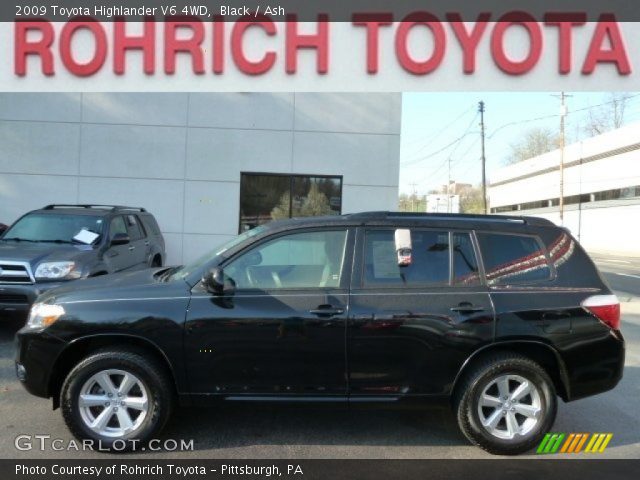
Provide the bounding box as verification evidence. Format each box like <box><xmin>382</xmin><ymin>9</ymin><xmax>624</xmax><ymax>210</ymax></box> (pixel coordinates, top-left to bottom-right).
<box><xmin>309</xmin><ymin>305</ymin><xmax>345</xmax><ymax>317</ymax></box>
<box><xmin>450</xmin><ymin>303</ymin><xmax>485</xmax><ymax>313</ymax></box>
<box><xmin>128</xmin><ymin>246</ymin><xmax>136</xmax><ymax>251</ymax></box>
<box><xmin>144</xmin><ymin>241</ymin><xmax>150</xmax><ymax>246</ymax></box>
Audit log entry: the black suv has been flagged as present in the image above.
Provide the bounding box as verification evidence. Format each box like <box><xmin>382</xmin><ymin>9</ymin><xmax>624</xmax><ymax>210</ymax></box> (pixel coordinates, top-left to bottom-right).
<box><xmin>15</xmin><ymin>212</ymin><xmax>624</xmax><ymax>455</ymax></box>
<box><xmin>1</xmin><ymin>205</ymin><xmax>165</xmax><ymax>320</ymax></box>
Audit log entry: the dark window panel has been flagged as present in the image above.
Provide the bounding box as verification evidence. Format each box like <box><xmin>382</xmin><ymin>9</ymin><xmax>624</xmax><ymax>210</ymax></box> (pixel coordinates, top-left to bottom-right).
<box><xmin>477</xmin><ymin>233</ymin><xmax>551</xmax><ymax>285</ymax></box>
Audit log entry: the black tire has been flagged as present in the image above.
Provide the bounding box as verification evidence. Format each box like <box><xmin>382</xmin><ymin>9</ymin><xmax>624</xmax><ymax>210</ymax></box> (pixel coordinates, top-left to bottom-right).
<box><xmin>151</xmin><ymin>256</ymin><xmax>162</xmax><ymax>268</ymax></box>
<box><xmin>60</xmin><ymin>349</ymin><xmax>173</xmax><ymax>452</ymax></box>
<box><xmin>454</xmin><ymin>352</ymin><xmax>557</xmax><ymax>455</ymax></box>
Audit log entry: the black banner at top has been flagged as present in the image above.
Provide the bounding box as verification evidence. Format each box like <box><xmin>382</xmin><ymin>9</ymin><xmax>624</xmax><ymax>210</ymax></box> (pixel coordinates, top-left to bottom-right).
<box><xmin>7</xmin><ymin>0</ymin><xmax>640</xmax><ymax>22</ymax></box>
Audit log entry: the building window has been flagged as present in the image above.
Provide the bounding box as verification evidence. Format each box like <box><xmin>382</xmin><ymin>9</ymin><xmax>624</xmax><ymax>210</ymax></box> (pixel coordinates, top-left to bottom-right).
<box><xmin>239</xmin><ymin>173</ymin><xmax>342</xmax><ymax>232</ymax></box>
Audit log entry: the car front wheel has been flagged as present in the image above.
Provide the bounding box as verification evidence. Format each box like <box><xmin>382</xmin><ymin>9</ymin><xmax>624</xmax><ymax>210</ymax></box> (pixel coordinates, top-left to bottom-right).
<box><xmin>454</xmin><ymin>352</ymin><xmax>557</xmax><ymax>455</ymax></box>
<box><xmin>60</xmin><ymin>349</ymin><xmax>173</xmax><ymax>451</ymax></box>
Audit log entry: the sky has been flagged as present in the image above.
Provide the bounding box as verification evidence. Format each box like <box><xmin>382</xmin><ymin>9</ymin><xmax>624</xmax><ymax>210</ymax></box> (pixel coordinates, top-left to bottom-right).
<box><xmin>399</xmin><ymin>92</ymin><xmax>640</xmax><ymax>195</ymax></box>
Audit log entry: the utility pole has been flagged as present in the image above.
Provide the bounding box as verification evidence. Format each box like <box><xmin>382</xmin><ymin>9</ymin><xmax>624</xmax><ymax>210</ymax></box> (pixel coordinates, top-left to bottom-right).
<box><xmin>478</xmin><ymin>101</ymin><xmax>487</xmax><ymax>214</ymax></box>
<box><xmin>560</xmin><ymin>92</ymin><xmax>568</xmax><ymax>224</ymax></box>
<box><xmin>447</xmin><ymin>157</ymin><xmax>452</xmax><ymax>213</ymax></box>
<box><xmin>553</xmin><ymin>92</ymin><xmax>571</xmax><ymax>224</ymax></box>
<box><xmin>409</xmin><ymin>182</ymin><xmax>418</xmax><ymax>212</ymax></box>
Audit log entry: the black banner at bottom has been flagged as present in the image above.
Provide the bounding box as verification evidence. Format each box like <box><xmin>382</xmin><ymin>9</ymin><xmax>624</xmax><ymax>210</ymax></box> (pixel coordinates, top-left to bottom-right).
<box><xmin>3</xmin><ymin>459</ymin><xmax>639</xmax><ymax>480</ymax></box>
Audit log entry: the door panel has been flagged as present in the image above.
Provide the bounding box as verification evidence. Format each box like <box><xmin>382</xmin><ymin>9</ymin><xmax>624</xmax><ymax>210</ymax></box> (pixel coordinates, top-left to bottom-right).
<box><xmin>184</xmin><ymin>228</ymin><xmax>354</xmax><ymax>396</ymax></box>
<box><xmin>347</xmin><ymin>228</ymin><xmax>495</xmax><ymax>397</ymax></box>
<box><xmin>186</xmin><ymin>290</ymin><xmax>348</xmax><ymax>394</ymax></box>
<box><xmin>348</xmin><ymin>289</ymin><xmax>494</xmax><ymax>396</ymax></box>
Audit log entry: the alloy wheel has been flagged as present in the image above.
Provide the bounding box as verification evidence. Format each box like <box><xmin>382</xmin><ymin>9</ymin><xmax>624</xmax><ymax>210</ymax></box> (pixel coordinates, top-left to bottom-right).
<box><xmin>78</xmin><ymin>369</ymin><xmax>149</xmax><ymax>438</ymax></box>
<box><xmin>477</xmin><ymin>374</ymin><xmax>542</xmax><ymax>440</ymax></box>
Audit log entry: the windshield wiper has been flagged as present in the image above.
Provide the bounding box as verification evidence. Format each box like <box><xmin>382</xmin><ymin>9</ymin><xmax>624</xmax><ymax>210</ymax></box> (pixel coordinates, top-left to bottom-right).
<box><xmin>39</xmin><ymin>239</ymin><xmax>73</xmax><ymax>244</ymax></box>
<box><xmin>1</xmin><ymin>237</ymin><xmax>37</xmax><ymax>242</ymax></box>
<box><xmin>156</xmin><ymin>266</ymin><xmax>179</xmax><ymax>281</ymax></box>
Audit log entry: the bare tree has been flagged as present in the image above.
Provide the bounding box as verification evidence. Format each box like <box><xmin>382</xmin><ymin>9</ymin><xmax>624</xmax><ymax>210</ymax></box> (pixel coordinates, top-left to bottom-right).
<box><xmin>506</xmin><ymin>127</ymin><xmax>559</xmax><ymax>164</ymax></box>
<box><xmin>459</xmin><ymin>185</ymin><xmax>485</xmax><ymax>214</ymax></box>
<box><xmin>584</xmin><ymin>93</ymin><xmax>631</xmax><ymax>137</ymax></box>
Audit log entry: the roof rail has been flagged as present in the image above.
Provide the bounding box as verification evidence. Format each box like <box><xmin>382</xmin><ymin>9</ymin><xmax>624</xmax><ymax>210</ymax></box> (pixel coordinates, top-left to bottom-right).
<box><xmin>344</xmin><ymin>211</ymin><xmax>554</xmax><ymax>226</ymax></box>
<box><xmin>42</xmin><ymin>204</ymin><xmax>147</xmax><ymax>213</ymax></box>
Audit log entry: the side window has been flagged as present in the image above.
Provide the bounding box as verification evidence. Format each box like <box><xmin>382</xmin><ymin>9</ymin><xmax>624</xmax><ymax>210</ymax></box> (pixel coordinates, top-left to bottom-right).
<box><xmin>109</xmin><ymin>216</ymin><xmax>127</xmax><ymax>239</ymax></box>
<box><xmin>453</xmin><ymin>233</ymin><xmax>481</xmax><ymax>286</ymax></box>
<box><xmin>224</xmin><ymin>230</ymin><xmax>348</xmax><ymax>290</ymax></box>
<box><xmin>363</xmin><ymin>230</ymin><xmax>449</xmax><ymax>287</ymax></box>
<box><xmin>476</xmin><ymin>233</ymin><xmax>552</xmax><ymax>285</ymax></box>
<box><xmin>141</xmin><ymin>216</ymin><xmax>161</xmax><ymax>236</ymax></box>
<box><xmin>126</xmin><ymin>215</ymin><xmax>144</xmax><ymax>241</ymax></box>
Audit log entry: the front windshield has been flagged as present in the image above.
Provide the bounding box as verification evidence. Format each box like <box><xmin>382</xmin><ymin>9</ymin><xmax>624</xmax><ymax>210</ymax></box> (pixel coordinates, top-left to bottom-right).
<box><xmin>171</xmin><ymin>225</ymin><xmax>268</xmax><ymax>281</ymax></box>
<box><xmin>1</xmin><ymin>213</ymin><xmax>105</xmax><ymax>244</ymax></box>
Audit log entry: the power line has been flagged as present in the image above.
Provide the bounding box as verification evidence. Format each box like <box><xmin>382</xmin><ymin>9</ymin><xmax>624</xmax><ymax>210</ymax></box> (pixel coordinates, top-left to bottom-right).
<box><xmin>413</xmin><ymin>125</ymin><xmax>482</xmax><ymax>189</ymax></box>
<box><xmin>487</xmin><ymin>92</ymin><xmax>640</xmax><ymax>140</ymax></box>
<box><xmin>402</xmin><ymin>106</ymin><xmax>475</xmax><ymax>157</ymax></box>
<box><xmin>403</xmin><ymin>112</ymin><xmax>479</xmax><ymax>167</ymax></box>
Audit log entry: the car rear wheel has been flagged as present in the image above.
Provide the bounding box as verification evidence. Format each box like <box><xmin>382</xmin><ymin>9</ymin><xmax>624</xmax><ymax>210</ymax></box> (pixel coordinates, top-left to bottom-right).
<box><xmin>454</xmin><ymin>352</ymin><xmax>557</xmax><ymax>455</ymax></box>
<box><xmin>60</xmin><ymin>349</ymin><xmax>173</xmax><ymax>451</ymax></box>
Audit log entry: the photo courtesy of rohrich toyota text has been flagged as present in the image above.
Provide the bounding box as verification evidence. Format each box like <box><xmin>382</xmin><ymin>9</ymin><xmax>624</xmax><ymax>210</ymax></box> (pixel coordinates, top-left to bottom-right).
<box><xmin>0</xmin><ymin>0</ymin><xmax>639</xmax><ymax>478</ymax></box>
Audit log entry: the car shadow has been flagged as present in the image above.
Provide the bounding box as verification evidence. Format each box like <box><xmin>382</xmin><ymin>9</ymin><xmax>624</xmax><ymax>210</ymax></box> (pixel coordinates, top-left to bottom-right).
<box><xmin>162</xmin><ymin>403</ymin><xmax>468</xmax><ymax>451</ymax></box>
<box><xmin>159</xmin><ymin>367</ymin><xmax>640</xmax><ymax>453</ymax></box>
<box><xmin>0</xmin><ymin>316</ymin><xmax>24</xmax><ymax>341</ymax></box>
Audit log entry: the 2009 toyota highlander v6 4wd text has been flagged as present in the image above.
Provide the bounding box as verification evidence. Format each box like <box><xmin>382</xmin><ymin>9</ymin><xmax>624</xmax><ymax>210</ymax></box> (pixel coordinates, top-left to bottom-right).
<box><xmin>15</xmin><ymin>212</ymin><xmax>624</xmax><ymax>455</ymax></box>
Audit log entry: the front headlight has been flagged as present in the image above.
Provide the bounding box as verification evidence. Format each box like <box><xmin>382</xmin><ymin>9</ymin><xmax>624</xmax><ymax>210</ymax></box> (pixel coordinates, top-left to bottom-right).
<box><xmin>34</xmin><ymin>261</ymin><xmax>80</xmax><ymax>280</ymax></box>
<box><xmin>26</xmin><ymin>303</ymin><xmax>65</xmax><ymax>329</ymax></box>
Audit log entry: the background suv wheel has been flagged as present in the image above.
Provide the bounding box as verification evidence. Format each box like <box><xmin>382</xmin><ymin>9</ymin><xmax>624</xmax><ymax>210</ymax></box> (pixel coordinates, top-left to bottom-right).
<box><xmin>454</xmin><ymin>352</ymin><xmax>557</xmax><ymax>455</ymax></box>
<box><xmin>60</xmin><ymin>349</ymin><xmax>173</xmax><ymax>451</ymax></box>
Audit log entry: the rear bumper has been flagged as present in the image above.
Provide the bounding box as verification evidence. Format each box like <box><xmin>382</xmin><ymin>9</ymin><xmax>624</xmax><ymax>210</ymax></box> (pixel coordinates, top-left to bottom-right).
<box><xmin>564</xmin><ymin>329</ymin><xmax>625</xmax><ymax>401</ymax></box>
<box><xmin>0</xmin><ymin>282</ymin><xmax>64</xmax><ymax>319</ymax></box>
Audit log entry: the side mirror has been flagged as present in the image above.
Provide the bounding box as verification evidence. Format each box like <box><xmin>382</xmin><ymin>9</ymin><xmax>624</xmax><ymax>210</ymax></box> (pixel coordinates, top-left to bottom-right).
<box><xmin>111</xmin><ymin>233</ymin><xmax>130</xmax><ymax>246</ymax></box>
<box><xmin>203</xmin><ymin>267</ymin><xmax>236</xmax><ymax>296</ymax></box>
<box><xmin>394</xmin><ymin>229</ymin><xmax>412</xmax><ymax>267</ymax></box>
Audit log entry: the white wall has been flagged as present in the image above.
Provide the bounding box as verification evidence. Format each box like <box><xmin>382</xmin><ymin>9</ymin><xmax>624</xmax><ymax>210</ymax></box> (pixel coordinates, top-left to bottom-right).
<box><xmin>489</xmin><ymin>123</ymin><xmax>640</xmax><ymax>256</ymax></box>
<box><xmin>0</xmin><ymin>93</ymin><xmax>401</xmax><ymax>264</ymax></box>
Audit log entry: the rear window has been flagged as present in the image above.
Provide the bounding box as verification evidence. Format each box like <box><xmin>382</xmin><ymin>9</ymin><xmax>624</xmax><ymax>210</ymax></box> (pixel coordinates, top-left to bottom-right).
<box><xmin>141</xmin><ymin>215</ymin><xmax>161</xmax><ymax>236</ymax></box>
<box><xmin>476</xmin><ymin>233</ymin><xmax>552</xmax><ymax>285</ymax></box>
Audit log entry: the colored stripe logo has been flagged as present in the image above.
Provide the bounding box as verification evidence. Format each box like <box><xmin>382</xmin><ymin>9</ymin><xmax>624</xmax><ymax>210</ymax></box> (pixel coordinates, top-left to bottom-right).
<box><xmin>537</xmin><ymin>433</ymin><xmax>613</xmax><ymax>454</ymax></box>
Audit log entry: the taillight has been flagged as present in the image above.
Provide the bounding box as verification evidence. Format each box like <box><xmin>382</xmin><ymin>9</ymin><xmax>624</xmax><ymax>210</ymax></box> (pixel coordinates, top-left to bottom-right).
<box><xmin>581</xmin><ymin>295</ymin><xmax>621</xmax><ymax>330</ymax></box>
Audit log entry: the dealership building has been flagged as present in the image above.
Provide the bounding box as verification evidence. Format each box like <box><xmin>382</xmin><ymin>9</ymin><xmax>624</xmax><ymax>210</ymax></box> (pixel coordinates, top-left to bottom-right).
<box><xmin>0</xmin><ymin>93</ymin><xmax>401</xmax><ymax>264</ymax></box>
<box><xmin>489</xmin><ymin>122</ymin><xmax>640</xmax><ymax>255</ymax></box>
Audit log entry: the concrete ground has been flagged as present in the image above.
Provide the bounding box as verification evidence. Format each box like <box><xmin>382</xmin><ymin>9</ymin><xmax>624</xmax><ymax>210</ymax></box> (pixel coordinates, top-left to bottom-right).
<box><xmin>0</xmin><ymin>253</ymin><xmax>638</xmax><ymax>459</ymax></box>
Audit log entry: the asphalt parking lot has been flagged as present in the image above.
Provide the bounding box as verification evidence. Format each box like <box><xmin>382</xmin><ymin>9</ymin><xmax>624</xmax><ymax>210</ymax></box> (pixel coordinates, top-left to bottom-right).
<box><xmin>0</xmin><ymin>256</ymin><xmax>639</xmax><ymax>459</ymax></box>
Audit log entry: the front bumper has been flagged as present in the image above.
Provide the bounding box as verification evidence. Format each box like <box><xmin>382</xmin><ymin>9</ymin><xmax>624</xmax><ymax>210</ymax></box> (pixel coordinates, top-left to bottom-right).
<box><xmin>15</xmin><ymin>327</ymin><xmax>67</xmax><ymax>399</ymax></box>
<box><xmin>0</xmin><ymin>282</ymin><xmax>64</xmax><ymax>319</ymax></box>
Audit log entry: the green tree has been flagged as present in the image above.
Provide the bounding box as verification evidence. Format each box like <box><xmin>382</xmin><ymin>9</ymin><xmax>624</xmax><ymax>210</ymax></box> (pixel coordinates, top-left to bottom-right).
<box><xmin>299</xmin><ymin>183</ymin><xmax>332</xmax><ymax>216</ymax></box>
<box><xmin>270</xmin><ymin>191</ymin><xmax>291</xmax><ymax>220</ymax></box>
